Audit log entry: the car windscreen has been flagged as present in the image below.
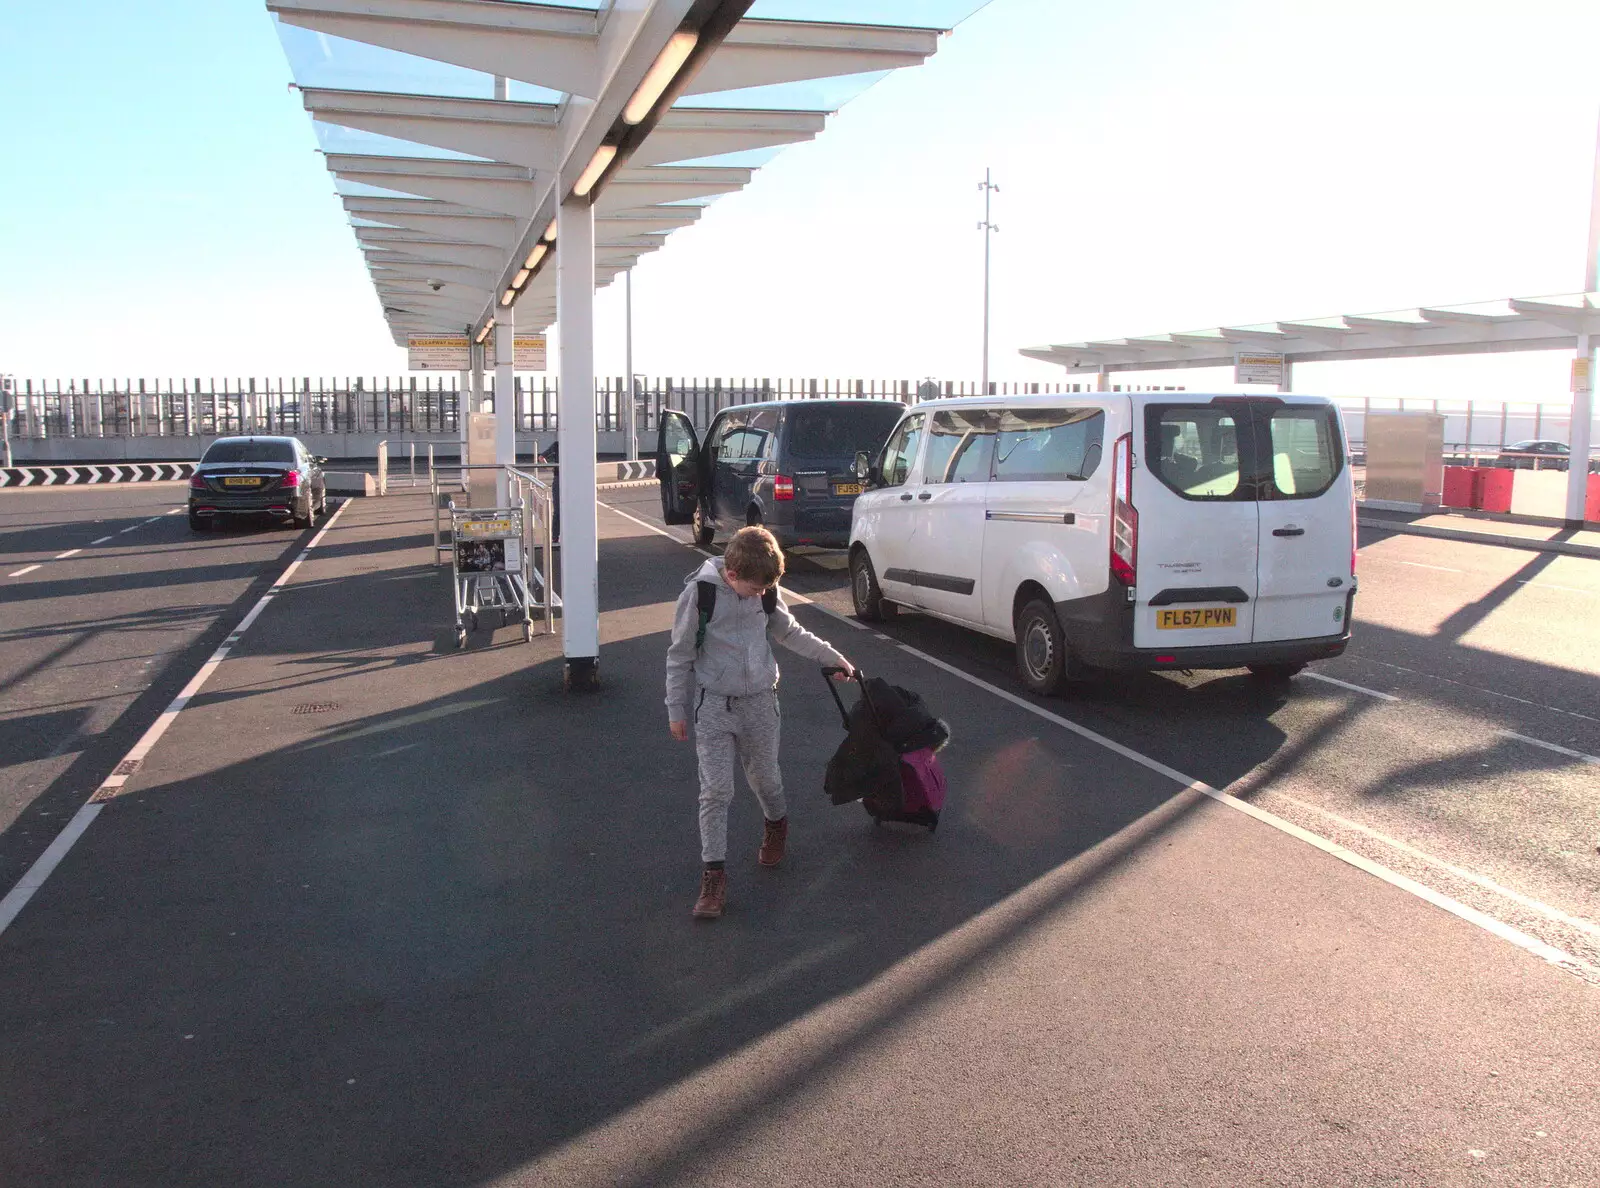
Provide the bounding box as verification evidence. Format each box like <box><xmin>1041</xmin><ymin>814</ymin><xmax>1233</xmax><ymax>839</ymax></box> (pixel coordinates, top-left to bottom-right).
<box><xmin>785</xmin><ymin>403</ymin><xmax>904</xmax><ymax>462</ymax></box>
<box><xmin>202</xmin><ymin>440</ymin><xmax>296</xmax><ymax>465</ymax></box>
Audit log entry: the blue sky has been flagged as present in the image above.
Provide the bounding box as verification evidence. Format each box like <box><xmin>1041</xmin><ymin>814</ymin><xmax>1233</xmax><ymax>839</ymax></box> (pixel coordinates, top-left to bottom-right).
<box><xmin>3</xmin><ymin>0</ymin><xmax>1599</xmax><ymax>404</ymax></box>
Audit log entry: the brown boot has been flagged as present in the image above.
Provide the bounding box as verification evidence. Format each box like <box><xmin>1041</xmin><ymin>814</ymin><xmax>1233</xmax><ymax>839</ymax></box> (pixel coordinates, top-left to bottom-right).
<box><xmin>692</xmin><ymin>868</ymin><xmax>727</xmax><ymax>919</ymax></box>
<box><xmin>758</xmin><ymin>816</ymin><xmax>788</xmax><ymax>867</ymax></box>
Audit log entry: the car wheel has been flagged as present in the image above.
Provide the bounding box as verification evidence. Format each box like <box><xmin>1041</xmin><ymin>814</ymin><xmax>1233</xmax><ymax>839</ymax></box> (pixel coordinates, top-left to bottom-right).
<box><xmin>691</xmin><ymin>502</ymin><xmax>715</xmax><ymax>549</ymax></box>
<box><xmin>1248</xmin><ymin>662</ymin><xmax>1305</xmax><ymax>684</ymax></box>
<box><xmin>850</xmin><ymin>549</ymin><xmax>896</xmax><ymax>622</ymax></box>
<box><xmin>292</xmin><ymin>496</ymin><xmax>312</xmax><ymax>529</ymax></box>
<box><xmin>1015</xmin><ymin>598</ymin><xmax>1068</xmax><ymax>696</ymax></box>
<box><xmin>188</xmin><ymin>512</ymin><xmax>207</xmax><ymax>532</ymax></box>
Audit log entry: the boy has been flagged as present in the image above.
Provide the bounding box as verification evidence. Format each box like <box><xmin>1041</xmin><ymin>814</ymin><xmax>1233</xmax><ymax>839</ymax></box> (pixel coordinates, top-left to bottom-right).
<box><xmin>666</xmin><ymin>526</ymin><xmax>853</xmax><ymax>919</ymax></box>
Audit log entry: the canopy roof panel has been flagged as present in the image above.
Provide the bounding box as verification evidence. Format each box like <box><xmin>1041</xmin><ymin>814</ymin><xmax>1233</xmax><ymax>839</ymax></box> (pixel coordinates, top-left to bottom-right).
<box><xmin>1022</xmin><ymin>294</ymin><xmax>1600</xmax><ymax>373</ymax></box>
<box><xmin>267</xmin><ymin>0</ymin><xmax>989</xmax><ymax>343</ymax></box>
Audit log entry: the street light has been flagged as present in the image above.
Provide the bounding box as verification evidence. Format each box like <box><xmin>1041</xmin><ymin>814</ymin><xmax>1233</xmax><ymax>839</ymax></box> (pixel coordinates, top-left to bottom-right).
<box><xmin>978</xmin><ymin>169</ymin><xmax>1000</xmax><ymax>396</ymax></box>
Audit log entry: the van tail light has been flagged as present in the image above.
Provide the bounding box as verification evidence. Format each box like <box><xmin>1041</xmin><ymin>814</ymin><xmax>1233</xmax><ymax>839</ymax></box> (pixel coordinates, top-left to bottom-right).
<box><xmin>1109</xmin><ymin>432</ymin><xmax>1138</xmax><ymax>587</ymax></box>
<box><xmin>773</xmin><ymin>474</ymin><xmax>795</xmax><ymax>501</ymax></box>
<box><xmin>280</xmin><ymin>470</ymin><xmax>301</xmax><ymax>489</ymax></box>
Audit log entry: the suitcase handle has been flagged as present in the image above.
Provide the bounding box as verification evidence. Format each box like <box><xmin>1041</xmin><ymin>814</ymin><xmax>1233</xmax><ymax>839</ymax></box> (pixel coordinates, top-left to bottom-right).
<box><xmin>820</xmin><ymin>666</ymin><xmax>881</xmax><ymax>732</ymax></box>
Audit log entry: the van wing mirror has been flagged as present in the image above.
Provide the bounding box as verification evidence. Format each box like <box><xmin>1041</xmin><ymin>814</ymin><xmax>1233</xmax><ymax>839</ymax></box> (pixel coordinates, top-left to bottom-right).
<box><xmin>854</xmin><ymin>451</ymin><xmax>872</xmax><ymax>482</ymax></box>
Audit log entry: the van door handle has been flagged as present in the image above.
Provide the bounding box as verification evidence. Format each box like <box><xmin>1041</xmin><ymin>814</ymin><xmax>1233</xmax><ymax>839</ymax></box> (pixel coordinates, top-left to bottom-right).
<box><xmin>1272</xmin><ymin>527</ymin><xmax>1305</xmax><ymax>537</ymax></box>
<box><xmin>917</xmin><ymin>492</ymin><xmax>932</xmax><ymax>500</ymax></box>
<box><xmin>899</xmin><ymin>493</ymin><xmax>913</xmax><ymax>501</ymax></box>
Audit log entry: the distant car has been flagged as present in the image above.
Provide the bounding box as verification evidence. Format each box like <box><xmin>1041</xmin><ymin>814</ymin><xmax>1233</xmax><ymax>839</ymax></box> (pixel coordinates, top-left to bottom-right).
<box><xmin>188</xmin><ymin>436</ymin><xmax>328</xmax><ymax>531</ymax></box>
<box><xmin>1495</xmin><ymin>439</ymin><xmax>1573</xmax><ymax>471</ymax></box>
<box><xmin>656</xmin><ymin>399</ymin><xmax>906</xmax><ymax>549</ymax></box>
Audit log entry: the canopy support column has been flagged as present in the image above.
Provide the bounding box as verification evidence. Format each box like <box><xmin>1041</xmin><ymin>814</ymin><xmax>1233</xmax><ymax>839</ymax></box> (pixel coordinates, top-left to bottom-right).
<box><xmin>495</xmin><ymin>304</ymin><xmax>515</xmax><ymax>507</ymax></box>
<box><xmin>558</xmin><ymin>195</ymin><xmax>599</xmax><ymax>691</ymax></box>
<box><xmin>1569</xmin><ymin>334</ymin><xmax>1594</xmax><ymax>525</ymax></box>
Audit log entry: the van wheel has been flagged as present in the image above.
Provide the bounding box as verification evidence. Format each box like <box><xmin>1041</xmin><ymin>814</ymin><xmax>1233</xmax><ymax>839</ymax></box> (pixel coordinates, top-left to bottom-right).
<box><xmin>1015</xmin><ymin>598</ymin><xmax>1068</xmax><ymax>695</ymax></box>
<box><xmin>691</xmin><ymin>502</ymin><xmax>715</xmax><ymax>549</ymax></box>
<box><xmin>1248</xmin><ymin>662</ymin><xmax>1305</xmax><ymax>683</ymax></box>
<box><xmin>851</xmin><ymin>550</ymin><xmax>896</xmax><ymax>622</ymax></box>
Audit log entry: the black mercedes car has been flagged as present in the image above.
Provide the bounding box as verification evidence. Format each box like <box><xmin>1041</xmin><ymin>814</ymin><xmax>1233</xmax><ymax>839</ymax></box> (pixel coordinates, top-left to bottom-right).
<box><xmin>188</xmin><ymin>436</ymin><xmax>328</xmax><ymax>531</ymax></box>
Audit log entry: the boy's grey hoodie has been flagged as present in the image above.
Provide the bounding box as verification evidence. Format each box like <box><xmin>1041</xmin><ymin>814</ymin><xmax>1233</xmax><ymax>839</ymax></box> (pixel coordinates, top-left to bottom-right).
<box><xmin>665</xmin><ymin>557</ymin><xmax>845</xmax><ymax>717</ymax></box>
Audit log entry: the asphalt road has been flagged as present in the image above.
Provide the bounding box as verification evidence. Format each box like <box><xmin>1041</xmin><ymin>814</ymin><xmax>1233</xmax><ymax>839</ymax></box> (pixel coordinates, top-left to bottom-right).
<box><xmin>3</xmin><ymin>483</ymin><xmax>1600</xmax><ymax>1186</ymax></box>
<box><xmin>0</xmin><ymin>485</ymin><xmax>326</xmax><ymax>890</ymax></box>
<box><xmin>602</xmin><ymin>484</ymin><xmax>1600</xmax><ymax>976</ymax></box>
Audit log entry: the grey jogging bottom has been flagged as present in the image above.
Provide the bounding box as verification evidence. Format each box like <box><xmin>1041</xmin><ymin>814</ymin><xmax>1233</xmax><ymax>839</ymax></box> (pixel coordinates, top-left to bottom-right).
<box><xmin>694</xmin><ymin>688</ymin><xmax>784</xmax><ymax>863</ymax></box>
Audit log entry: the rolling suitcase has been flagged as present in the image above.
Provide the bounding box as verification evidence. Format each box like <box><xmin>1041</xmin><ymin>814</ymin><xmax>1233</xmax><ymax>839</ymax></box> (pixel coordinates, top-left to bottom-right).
<box><xmin>821</xmin><ymin>667</ymin><xmax>948</xmax><ymax>831</ymax></box>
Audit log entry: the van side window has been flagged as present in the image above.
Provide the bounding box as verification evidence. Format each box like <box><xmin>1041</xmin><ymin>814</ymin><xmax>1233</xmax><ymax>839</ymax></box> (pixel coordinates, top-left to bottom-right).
<box><xmin>1265</xmin><ymin>407</ymin><xmax>1341</xmax><ymax>498</ymax></box>
<box><xmin>1146</xmin><ymin>407</ymin><xmax>1243</xmax><ymax>499</ymax></box>
<box><xmin>710</xmin><ymin>414</ymin><xmax>744</xmax><ymax>459</ymax></box>
<box><xmin>924</xmin><ymin>411</ymin><xmax>998</xmax><ymax>483</ymax></box>
<box><xmin>745</xmin><ymin>408</ymin><xmax>779</xmax><ymax>460</ymax></box>
<box><xmin>878</xmin><ymin>413</ymin><xmax>925</xmax><ymax>487</ymax></box>
<box><xmin>992</xmin><ymin>409</ymin><xmax>1104</xmax><ymax>482</ymax></box>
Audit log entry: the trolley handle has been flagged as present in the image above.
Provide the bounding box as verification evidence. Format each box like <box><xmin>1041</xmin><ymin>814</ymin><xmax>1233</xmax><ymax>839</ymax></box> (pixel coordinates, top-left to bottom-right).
<box><xmin>820</xmin><ymin>666</ymin><xmax>879</xmax><ymax>732</ymax></box>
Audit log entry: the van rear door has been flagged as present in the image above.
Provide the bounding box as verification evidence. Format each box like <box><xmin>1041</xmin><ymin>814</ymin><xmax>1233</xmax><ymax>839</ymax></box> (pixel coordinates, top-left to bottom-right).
<box><xmin>1253</xmin><ymin>402</ymin><xmax>1353</xmax><ymax>642</ymax></box>
<box><xmin>1133</xmin><ymin>401</ymin><xmax>1259</xmax><ymax>649</ymax></box>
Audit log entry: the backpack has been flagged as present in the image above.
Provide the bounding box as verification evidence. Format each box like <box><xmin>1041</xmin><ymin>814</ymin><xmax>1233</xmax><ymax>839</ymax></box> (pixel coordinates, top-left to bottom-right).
<box><xmin>695</xmin><ymin>579</ymin><xmax>777</xmax><ymax>650</ymax></box>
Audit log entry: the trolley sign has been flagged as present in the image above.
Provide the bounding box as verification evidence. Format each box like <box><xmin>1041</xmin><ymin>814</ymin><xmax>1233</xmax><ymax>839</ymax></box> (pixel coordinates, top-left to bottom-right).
<box><xmin>458</xmin><ymin>515</ymin><xmax>519</xmax><ymax>540</ymax></box>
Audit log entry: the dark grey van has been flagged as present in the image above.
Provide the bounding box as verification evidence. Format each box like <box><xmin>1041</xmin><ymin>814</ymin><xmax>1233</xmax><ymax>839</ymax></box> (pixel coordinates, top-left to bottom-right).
<box><xmin>656</xmin><ymin>400</ymin><xmax>905</xmax><ymax>548</ymax></box>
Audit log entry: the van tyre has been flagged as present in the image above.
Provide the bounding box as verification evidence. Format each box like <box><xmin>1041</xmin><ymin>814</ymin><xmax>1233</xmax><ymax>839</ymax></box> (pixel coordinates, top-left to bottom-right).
<box><xmin>692</xmin><ymin>503</ymin><xmax>715</xmax><ymax>548</ymax></box>
<box><xmin>851</xmin><ymin>550</ymin><xmax>896</xmax><ymax>622</ymax></box>
<box><xmin>1015</xmin><ymin>598</ymin><xmax>1068</xmax><ymax>696</ymax></box>
<box><xmin>1248</xmin><ymin>662</ymin><xmax>1305</xmax><ymax>684</ymax></box>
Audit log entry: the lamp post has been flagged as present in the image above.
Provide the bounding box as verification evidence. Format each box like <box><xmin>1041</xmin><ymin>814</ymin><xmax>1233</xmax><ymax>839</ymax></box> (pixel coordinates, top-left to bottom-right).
<box><xmin>1568</xmin><ymin>108</ymin><xmax>1600</xmax><ymax>526</ymax></box>
<box><xmin>625</xmin><ymin>268</ymin><xmax>637</xmax><ymax>461</ymax></box>
<box><xmin>978</xmin><ymin>168</ymin><xmax>1000</xmax><ymax>396</ymax></box>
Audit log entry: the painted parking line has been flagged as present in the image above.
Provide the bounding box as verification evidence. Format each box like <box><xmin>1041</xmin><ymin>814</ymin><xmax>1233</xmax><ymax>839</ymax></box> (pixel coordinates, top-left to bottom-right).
<box><xmin>0</xmin><ymin>500</ymin><xmax>351</xmax><ymax>938</ymax></box>
<box><xmin>601</xmin><ymin>497</ymin><xmax>1596</xmax><ymax>980</ymax></box>
<box><xmin>1498</xmin><ymin>730</ymin><xmax>1600</xmax><ymax>766</ymax></box>
<box><xmin>1302</xmin><ymin>671</ymin><xmax>1400</xmax><ymax>701</ymax></box>
<box><xmin>90</xmin><ymin>536</ymin><xmax>113</xmax><ymax>545</ymax></box>
<box><xmin>53</xmin><ymin>549</ymin><xmax>82</xmax><ymax>560</ymax></box>
<box><xmin>8</xmin><ymin>565</ymin><xmax>41</xmax><ymax>578</ymax></box>
<box><xmin>1399</xmin><ymin>561</ymin><xmax>1463</xmax><ymax>573</ymax></box>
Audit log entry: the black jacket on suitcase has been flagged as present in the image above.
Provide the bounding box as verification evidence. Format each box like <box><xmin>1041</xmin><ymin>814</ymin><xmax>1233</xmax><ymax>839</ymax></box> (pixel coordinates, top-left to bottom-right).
<box><xmin>822</xmin><ymin>670</ymin><xmax>950</xmax><ymax>816</ymax></box>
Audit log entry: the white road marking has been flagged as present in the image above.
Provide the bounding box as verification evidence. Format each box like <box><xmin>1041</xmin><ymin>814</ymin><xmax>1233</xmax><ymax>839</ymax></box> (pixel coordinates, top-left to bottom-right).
<box><xmin>1359</xmin><ymin>657</ymin><xmax>1600</xmax><ymax>724</ymax></box>
<box><xmin>1302</xmin><ymin>671</ymin><xmax>1400</xmax><ymax>701</ymax></box>
<box><xmin>598</xmin><ymin>495</ymin><xmax>1600</xmax><ymax>981</ymax></box>
<box><xmin>1516</xmin><ymin>580</ymin><xmax>1594</xmax><ymax>596</ymax></box>
<box><xmin>90</xmin><ymin>536</ymin><xmax>113</xmax><ymax>545</ymax></box>
<box><xmin>7</xmin><ymin>565</ymin><xmax>40</xmax><ymax>577</ymax></box>
<box><xmin>118</xmin><ymin>526</ymin><xmax>138</xmax><ymax>534</ymax></box>
<box><xmin>53</xmin><ymin>549</ymin><xmax>81</xmax><ymax>560</ymax></box>
<box><xmin>1269</xmin><ymin>791</ymin><xmax>1600</xmax><ymax>940</ymax></box>
<box><xmin>1497</xmin><ymin>730</ymin><xmax>1600</xmax><ymax>766</ymax></box>
<box><xmin>1399</xmin><ymin>561</ymin><xmax>1463</xmax><ymax>573</ymax></box>
<box><xmin>0</xmin><ymin>499</ymin><xmax>351</xmax><ymax>939</ymax></box>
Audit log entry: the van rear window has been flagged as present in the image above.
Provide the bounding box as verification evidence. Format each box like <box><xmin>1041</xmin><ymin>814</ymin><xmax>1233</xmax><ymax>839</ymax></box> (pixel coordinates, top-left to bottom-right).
<box><xmin>1265</xmin><ymin>407</ymin><xmax>1341</xmax><ymax>498</ymax></box>
<box><xmin>1147</xmin><ymin>408</ymin><xmax>1243</xmax><ymax>500</ymax></box>
<box><xmin>786</xmin><ymin>403</ymin><xmax>903</xmax><ymax>461</ymax></box>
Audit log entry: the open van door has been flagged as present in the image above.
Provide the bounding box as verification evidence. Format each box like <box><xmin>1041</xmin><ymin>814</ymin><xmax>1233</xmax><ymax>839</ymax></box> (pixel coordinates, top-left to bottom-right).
<box><xmin>657</xmin><ymin>409</ymin><xmax>701</xmax><ymax>525</ymax></box>
<box><xmin>1253</xmin><ymin>402</ymin><xmax>1354</xmax><ymax>642</ymax></box>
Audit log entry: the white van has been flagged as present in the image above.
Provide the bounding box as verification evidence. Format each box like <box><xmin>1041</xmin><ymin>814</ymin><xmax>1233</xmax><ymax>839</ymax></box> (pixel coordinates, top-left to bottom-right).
<box><xmin>847</xmin><ymin>392</ymin><xmax>1356</xmax><ymax>694</ymax></box>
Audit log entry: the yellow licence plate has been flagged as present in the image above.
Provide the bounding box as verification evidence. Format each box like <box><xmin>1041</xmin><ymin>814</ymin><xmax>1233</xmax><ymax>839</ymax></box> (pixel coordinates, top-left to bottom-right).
<box><xmin>833</xmin><ymin>483</ymin><xmax>863</xmax><ymax>496</ymax></box>
<box><xmin>223</xmin><ymin>476</ymin><xmax>262</xmax><ymax>487</ymax></box>
<box><xmin>1156</xmin><ymin>606</ymin><xmax>1237</xmax><ymax>630</ymax></box>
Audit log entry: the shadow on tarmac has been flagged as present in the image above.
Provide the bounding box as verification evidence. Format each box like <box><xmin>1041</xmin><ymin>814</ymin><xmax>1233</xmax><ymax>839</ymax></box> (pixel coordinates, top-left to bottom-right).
<box><xmin>2</xmin><ymin>500</ymin><xmax>1596</xmax><ymax>1185</ymax></box>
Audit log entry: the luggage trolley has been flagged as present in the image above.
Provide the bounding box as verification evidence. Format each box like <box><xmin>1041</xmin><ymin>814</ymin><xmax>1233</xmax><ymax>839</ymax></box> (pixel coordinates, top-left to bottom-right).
<box><xmin>449</xmin><ymin>504</ymin><xmax>534</xmax><ymax>648</ymax></box>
